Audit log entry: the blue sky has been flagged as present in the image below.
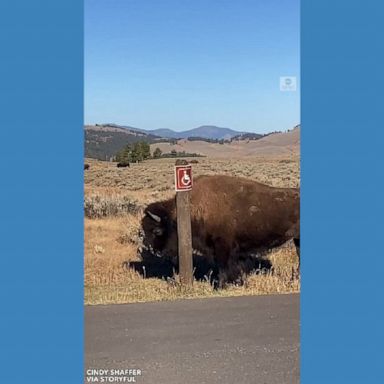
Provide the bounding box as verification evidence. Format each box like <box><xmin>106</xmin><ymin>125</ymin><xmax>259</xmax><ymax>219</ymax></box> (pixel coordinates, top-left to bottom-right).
<box><xmin>85</xmin><ymin>0</ymin><xmax>300</xmax><ymax>133</ymax></box>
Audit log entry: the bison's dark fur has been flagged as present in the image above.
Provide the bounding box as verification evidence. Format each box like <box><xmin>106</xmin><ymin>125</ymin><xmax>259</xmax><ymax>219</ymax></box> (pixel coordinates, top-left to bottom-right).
<box><xmin>140</xmin><ymin>175</ymin><xmax>300</xmax><ymax>286</ymax></box>
<box><xmin>117</xmin><ymin>162</ymin><xmax>130</xmax><ymax>168</ymax></box>
<box><xmin>84</xmin><ymin>163</ymin><xmax>90</xmax><ymax>170</ymax></box>
<box><xmin>175</xmin><ymin>159</ymin><xmax>188</xmax><ymax>166</ymax></box>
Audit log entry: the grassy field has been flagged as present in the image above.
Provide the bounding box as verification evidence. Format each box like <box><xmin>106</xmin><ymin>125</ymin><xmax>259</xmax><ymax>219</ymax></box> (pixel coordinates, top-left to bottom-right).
<box><xmin>84</xmin><ymin>156</ymin><xmax>300</xmax><ymax>305</ymax></box>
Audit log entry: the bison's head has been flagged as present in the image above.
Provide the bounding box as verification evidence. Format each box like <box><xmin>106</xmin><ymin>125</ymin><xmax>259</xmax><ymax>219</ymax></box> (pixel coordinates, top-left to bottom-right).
<box><xmin>139</xmin><ymin>203</ymin><xmax>177</xmax><ymax>262</ymax></box>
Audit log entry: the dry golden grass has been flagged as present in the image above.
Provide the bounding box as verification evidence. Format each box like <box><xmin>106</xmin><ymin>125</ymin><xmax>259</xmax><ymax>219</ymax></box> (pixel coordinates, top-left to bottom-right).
<box><xmin>84</xmin><ymin>217</ymin><xmax>299</xmax><ymax>305</ymax></box>
<box><xmin>84</xmin><ymin>156</ymin><xmax>299</xmax><ymax>204</ymax></box>
<box><xmin>84</xmin><ymin>156</ymin><xmax>300</xmax><ymax>305</ymax></box>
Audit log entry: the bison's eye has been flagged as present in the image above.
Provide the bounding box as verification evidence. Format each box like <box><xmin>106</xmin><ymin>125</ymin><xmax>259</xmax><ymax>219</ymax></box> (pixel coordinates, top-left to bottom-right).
<box><xmin>152</xmin><ymin>227</ymin><xmax>164</xmax><ymax>236</ymax></box>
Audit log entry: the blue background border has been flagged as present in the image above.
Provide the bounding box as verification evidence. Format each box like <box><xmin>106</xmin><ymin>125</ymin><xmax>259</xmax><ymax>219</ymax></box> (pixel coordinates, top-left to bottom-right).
<box><xmin>0</xmin><ymin>1</ymin><xmax>83</xmax><ymax>383</ymax></box>
<box><xmin>302</xmin><ymin>0</ymin><xmax>384</xmax><ymax>382</ymax></box>
<box><xmin>0</xmin><ymin>1</ymin><xmax>383</xmax><ymax>383</ymax></box>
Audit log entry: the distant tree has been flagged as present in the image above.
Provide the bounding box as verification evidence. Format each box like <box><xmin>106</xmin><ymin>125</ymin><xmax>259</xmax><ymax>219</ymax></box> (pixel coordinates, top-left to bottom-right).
<box><xmin>153</xmin><ymin>147</ymin><xmax>163</xmax><ymax>158</ymax></box>
<box><xmin>115</xmin><ymin>141</ymin><xmax>151</xmax><ymax>164</ymax></box>
<box><xmin>170</xmin><ymin>149</ymin><xmax>177</xmax><ymax>157</ymax></box>
<box><xmin>115</xmin><ymin>144</ymin><xmax>131</xmax><ymax>164</ymax></box>
<box><xmin>130</xmin><ymin>146</ymin><xmax>139</xmax><ymax>162</ymax></box>
<box><xmin>139</xmin><ymin>141</ymin><xmax>151</xmax><ymax>160</ymax></box>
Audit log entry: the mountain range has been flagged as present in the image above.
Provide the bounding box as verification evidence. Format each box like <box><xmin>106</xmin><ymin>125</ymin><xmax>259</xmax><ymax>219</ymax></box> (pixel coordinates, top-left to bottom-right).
<box><xmin>84</xmin><ymin>123</ymin><xmax>295</xmax><ymax>160</ymax></box>
<box><xmin>100</xmin><ymin>124</ymin><xmax>249</xmax><ymax>140</ymax></box>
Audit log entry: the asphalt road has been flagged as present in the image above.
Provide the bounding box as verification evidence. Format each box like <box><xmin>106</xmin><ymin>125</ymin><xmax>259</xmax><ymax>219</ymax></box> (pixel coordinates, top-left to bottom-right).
<box><xmin>85</xmin><ymin>294</ymin><xmax>299</xmax><ymax>384</ymax></box>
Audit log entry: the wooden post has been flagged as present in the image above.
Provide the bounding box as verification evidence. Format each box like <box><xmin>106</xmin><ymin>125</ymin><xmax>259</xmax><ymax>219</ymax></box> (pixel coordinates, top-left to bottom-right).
<box><xmin>176</xmin><ymin>190</ymin><xmax>193</xmax><ymax>285</ymax></box>
<box><xmin>174</xmin><ymin>161</ymin><xmax>193</xmax><ymax>285</ymax></box>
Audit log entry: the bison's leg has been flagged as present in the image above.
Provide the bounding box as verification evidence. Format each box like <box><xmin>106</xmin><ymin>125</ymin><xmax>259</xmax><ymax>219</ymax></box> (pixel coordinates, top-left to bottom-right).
<box><xmin>214</xmin><ymin>237</ymin><xmax>241</xmax><ymax>287</ymax></box>
<box><xmin>212</xmin><ymin>238</ymin><xmax>236</xmax><ymax>288</ymax></box>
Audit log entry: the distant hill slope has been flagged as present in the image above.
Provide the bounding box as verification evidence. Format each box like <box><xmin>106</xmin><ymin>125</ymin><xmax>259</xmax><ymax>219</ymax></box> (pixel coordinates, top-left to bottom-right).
<box><xmin>84</xmin><ymin>125</ymin><xmax>166</xmax><ymax>160</ymax></box>
<box><xmin>84</xmin><ymin>123</ymin><xmax>299</xmax><ymax>160</ymax></box>
<box><xmin>150</xmin><ymin>126</ymin><xmax>300</xmax><ymax>158</ymax></box>
<box><xmin>147</xmin><ymin>128</ymin><xmax>181</xmax><ymax>138</ymax></box>
<box><xmin>103</xmin><ymin>124</ymin><xmax>248</xmax><ymax>140</ymax></box>
<box><xmin>177</xmin><ymin>125</ymin><xmax>247</xmax><ymax>140</ymax></box>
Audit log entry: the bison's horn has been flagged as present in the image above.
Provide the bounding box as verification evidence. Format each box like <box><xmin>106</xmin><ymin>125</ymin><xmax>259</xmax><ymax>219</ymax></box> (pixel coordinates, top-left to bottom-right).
<box><xmin>147</xmin><ymin>210</ymin><xmax>161</xmax><ymax>223</ymax></box>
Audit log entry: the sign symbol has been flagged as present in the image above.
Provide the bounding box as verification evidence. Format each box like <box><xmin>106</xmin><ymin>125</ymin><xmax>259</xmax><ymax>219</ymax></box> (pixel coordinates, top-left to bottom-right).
<box><xmin>181</xmin><ymin>171</ymin><xmax>191</xmax><ymax>186</ymax></box>
<box><xmin>175</xmin><ymin>165</ymin><xmax>193</xmax><ymax>192</ymax></box>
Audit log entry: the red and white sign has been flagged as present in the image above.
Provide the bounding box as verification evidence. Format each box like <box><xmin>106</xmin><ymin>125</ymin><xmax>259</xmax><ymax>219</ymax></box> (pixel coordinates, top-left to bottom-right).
<box><xmin>175</xmin><ymin>165</ymin><xmax>193</xmax><ymax>192</ymax></box>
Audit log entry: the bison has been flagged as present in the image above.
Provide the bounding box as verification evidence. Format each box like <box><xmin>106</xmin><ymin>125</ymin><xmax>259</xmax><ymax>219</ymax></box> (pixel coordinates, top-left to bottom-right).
<box><xmin>84</xmin><ymin>164</ymin><xmax>90</xmax><ymax>170</ymax></box>
<box><xmin>140</xmin><ymin>175</ymin><xmax>300</xmax><ymax>286</ymax></box>
<box><xmin>117</xmin><ymin>162</ymin><xmax>130</xmax><ymax>168</ymax></box>
<box><xmin>175</xmin><ymin>159</ymin><xmax>188</xmax><ymax>166</ymax></box>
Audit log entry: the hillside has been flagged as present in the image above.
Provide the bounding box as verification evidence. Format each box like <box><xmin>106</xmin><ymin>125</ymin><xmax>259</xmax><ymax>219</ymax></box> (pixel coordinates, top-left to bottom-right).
<box><xmin>176</xmin><ymin>125</ymin><xmax>247</xmax><ymax>140</ymax></box>
<box><xmin>84</xmin><ymin>125</ymin><xmax>166</xmax><ymax>160</ymax></box>
<box><xmin>84</xmin><ymin>123</ymin><xmax>299</xmax><ymax>160</ymax></box>
<box><xmin>150</xmin><ymin>126</ymin><xmax>300</xmax><ymax>158</ymax></box>
<box><xmin>146</xmin><ymin>128</ymin><xmax>181</xmax><ymax>138</ymax></box>
<box><xmin>100</xmin><ymin>124</ymin><xmax>247</xmax><ymax>140</ymax></box>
